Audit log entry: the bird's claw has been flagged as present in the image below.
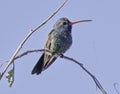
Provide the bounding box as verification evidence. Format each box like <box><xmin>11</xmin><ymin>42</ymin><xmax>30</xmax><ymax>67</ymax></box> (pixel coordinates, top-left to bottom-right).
<box><xmin>60</xmin><ymin>54</ymin><xmax>64</xmax><ymax>58</ymax></box>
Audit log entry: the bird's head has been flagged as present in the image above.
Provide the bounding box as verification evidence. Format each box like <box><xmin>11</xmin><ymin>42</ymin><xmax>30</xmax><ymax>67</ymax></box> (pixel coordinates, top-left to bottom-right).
<box><xmin>53</xmin><ymin>17</ymin><xmax>92</xmax><ymax>32</ymax></box>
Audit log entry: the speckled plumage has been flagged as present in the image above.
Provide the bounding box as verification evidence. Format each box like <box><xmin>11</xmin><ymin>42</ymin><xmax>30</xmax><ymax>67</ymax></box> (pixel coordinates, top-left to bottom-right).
<box><xmin>31</xmin><ymin>18</ymin><xmax>72</xmax><ymax>75</ymax></box>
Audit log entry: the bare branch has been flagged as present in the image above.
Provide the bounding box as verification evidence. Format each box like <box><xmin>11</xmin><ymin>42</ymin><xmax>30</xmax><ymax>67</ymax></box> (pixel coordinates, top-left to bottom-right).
<box><xmin>11</xmin><ymin>49</ymin><xmax>107</xmax><ymax>94</ymax></box>
<box><xmin>0</xmin><ymin>0</ymin><xmax>68</xmax><ymax>80</ymax></box>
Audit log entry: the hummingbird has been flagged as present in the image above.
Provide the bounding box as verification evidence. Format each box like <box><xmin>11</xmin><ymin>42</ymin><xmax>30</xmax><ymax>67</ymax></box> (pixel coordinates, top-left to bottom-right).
<box><xmin>31</xmin><ymin>17</ymin><xmax>91</xmax><ymax>75</ymax></box>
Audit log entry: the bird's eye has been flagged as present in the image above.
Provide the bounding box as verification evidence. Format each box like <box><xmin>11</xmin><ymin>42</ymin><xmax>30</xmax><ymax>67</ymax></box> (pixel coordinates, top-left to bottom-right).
<box><xmin>63</xmin><ymin>22</ymin><xmax>67</xmax><ymax>25</ymax></box>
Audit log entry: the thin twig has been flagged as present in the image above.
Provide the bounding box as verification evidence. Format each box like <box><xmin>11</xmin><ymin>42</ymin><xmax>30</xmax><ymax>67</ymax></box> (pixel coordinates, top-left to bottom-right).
<box><xmin>14</xmin><ymin>49</ymin><xmax>51</xmax><ymax>60</ymax></box>
<box><xmin>0</xmin><ymin>0</ymin><xmax>68</xmax><ymax>80</ymax></box>
<box><xmin>61</xmin><ymin>55</ymin><xmax>107</xmax><ymax>94</ymax></box>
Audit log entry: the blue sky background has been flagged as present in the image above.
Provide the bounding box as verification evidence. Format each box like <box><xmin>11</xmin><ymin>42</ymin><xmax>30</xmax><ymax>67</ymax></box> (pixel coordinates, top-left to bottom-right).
<box><xmin>0</xmin><ymin>0</ymin><xmax>120</xmax><ymax>94</ymax></box>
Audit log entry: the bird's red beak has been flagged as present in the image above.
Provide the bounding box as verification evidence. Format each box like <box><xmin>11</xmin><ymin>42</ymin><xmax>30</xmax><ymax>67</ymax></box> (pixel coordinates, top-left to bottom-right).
<box><xmin>70</xmin><ymin>20</ymin><xmax>92</xmax><ymax>25</ymax></box>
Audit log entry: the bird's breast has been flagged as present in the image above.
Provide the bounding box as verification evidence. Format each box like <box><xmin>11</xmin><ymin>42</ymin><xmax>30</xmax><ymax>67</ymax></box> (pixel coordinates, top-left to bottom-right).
<box><xmin>51</xmin><ymin>31</ymin><xmax>72</xmax><ymax>54</ymax></box>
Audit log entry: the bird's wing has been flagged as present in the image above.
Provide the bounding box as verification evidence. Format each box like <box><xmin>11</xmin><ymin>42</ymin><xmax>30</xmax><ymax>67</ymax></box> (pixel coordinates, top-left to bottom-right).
<box><xmin>44</xmin><ymin>30</ymin><xmax>53</xmax><ymax>51</ymax></box>
<box><xmin>42</xmin><ymin>29</ymin><xmax>57</xmax><ymax>70</ymax></box>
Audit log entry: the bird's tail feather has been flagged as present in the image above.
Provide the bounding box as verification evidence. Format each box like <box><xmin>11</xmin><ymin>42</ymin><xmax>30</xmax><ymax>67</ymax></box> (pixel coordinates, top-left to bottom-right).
<box><xmin>31</xmin><ymin>53</ymin><xmax>57</xmax><ymax>75</ymax></box>
<box><xmin>31</xmin><ymin>54</ymin><xmax>44</xmax><ymax>75</ymax></box>
<box><xmin>42</xmin><ymin>57</ymin><xmax>57</xmax><ymax>71</ymax></box>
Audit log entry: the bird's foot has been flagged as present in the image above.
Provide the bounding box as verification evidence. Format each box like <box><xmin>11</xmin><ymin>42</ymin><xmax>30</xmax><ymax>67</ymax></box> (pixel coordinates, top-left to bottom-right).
<box><xmin>60</xmin><ymin>54</ymin><xmax>64</xmax><ymax>58</ymax></box>
<box><xmin>51</xmin><ymin>52</ymin><xmax>55</xmax><ymax>56</ymax></box>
